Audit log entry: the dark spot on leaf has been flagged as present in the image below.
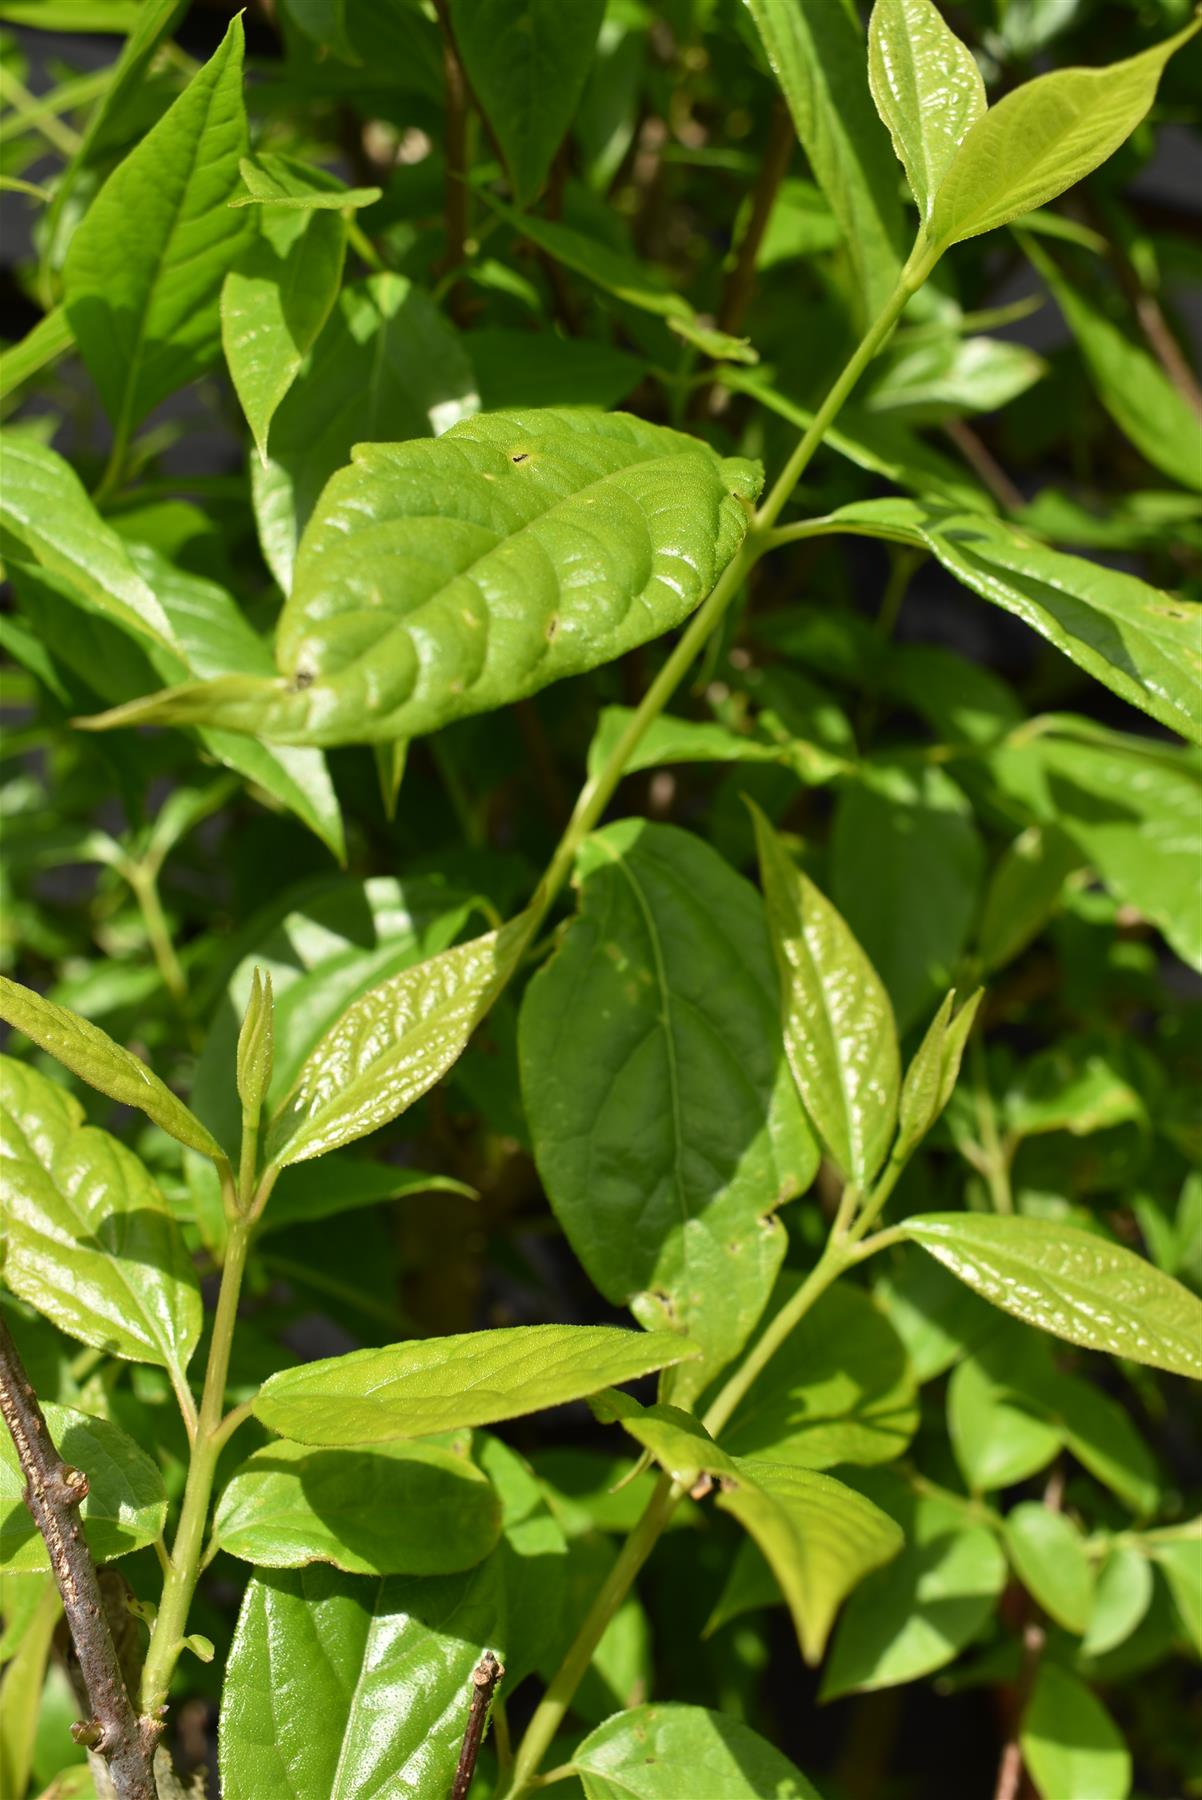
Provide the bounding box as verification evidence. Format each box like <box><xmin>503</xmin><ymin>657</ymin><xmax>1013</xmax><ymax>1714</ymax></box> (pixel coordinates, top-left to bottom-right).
<box><xmin>292</xmin><ymin>669</ymin><xmax>314</xmax><ymax>690</ymax></box>
<box><xmin>511</xmin><ymin>452</ymin><xmax>530</xmax><ymax>464</ymax></box>
<box><xmin>546</xmin><ymin>614</ymin><xmax>559</xmax><ymax>641</ymax></box>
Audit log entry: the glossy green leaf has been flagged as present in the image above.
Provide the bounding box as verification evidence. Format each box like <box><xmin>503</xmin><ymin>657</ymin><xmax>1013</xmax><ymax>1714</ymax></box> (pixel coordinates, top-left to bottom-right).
<box><xmin>0</xmin><ymin>978</ymin><xmax>225</xmax><ymax>1162</ymax></box>
<box><xmin>475</xmin><ymin>1433</ymin><xmax>568</xmax><ymax>1687</ymax></box>
<box><xmin>586</xmin><ymin>708</ymin><xmax>787</xmax><ymax>782</ymax></box>
<box><xmin>253</xmin><ymin>1323</ymin><xmax>698</xmax><ymax>1445</ymax></box>
<box><xmin>218</xmin><ymin>1560</ymin><xmax>504</xmax><ymax>1799</ymax></box>
<box><xmin>1083</xmin><ymin>1547</ymin><xmax>1154</xmax><ymax>1657</ymax></box>
<box><xmin>822</xmin><ymin>1472</ymin><xmax>1007</xmax><ymax>1696</ymax></box>
<box><xmin>895</xmin><ymin>988</ymin><xmax>983</xmax><ymax>1163</ymax></box>
<box><xmin>63</xmin><ymin>16</ymin><xmax>250</xmax><ymax>435</ymax></box>
<box><xmin>0</xmin><ymin>439</ymin><xmax>174</xmax><ymax>650</ymax></box>
<box><xmin>865</xmin><ymin>332</ymin><xmax>1045</xmax><ymax>420</ymax></box>
<box><xmin>236</xmin><ymin>968</ymin><xmax>274</xmax><ymax>1120</ymax></box>
<box><xmin>753</xmin><ymin>805</ymin><xmax>900</xmax><ymax>1188</ymax></box>
<box><xmin>902</xmin><ymin>1213</ymin><xmax>1202</xmax><ymax>1377</ymax></box>
<box><xmin>230</xmin><ymin>154</ymin><xmax>381</xmax><ymax>211</ymax></box>
<box><xmin>89</xmin><ymin>409</ymin><xmax>761</xmax><ymax>747</ymax></box>
<box><xmin>213</xmin><ymin>1440</ymin><xmax>502</xmax><ymax>1576</ymax></box>
<box><xmin>222</xmin><ymin>157</ymin><xmax>349</xmax><ymax>463</ymax></box>
<box><xmin>743</xmin><ymin>0</ymin><xmax>906</xmax><ymax>319</ymax></box>
<box><xmin>265</xmin><ymin>913</ymin><xmax>532</xmax><ymax>1166</ymax></box>
<box><xmin>721</xmin><ymin>1283</ymin><xmax>918</xmax><ymax>1470</ymax></box>
<box><xmin>449</xmin><ymin>0</ymin><xmax>604</xmax><ymax>207</ymax></box>
<box><xmin>570</xmin><ymin>1703</ymin><xmax>822</xmax><ymax>1799</ymax></box>
<box><xmin>0</xmin><ymin>1057</ymin><xmax>201</xmax><ymax>1378</ymax></box>
<box><xmin>832</xmin><ymin>760</ymin><xmax>984</xmax><ymax>1032</ymax></box>
<box><xmin>0</xmin><ymin>1405</ymin><xmax>166</xmax><ymax>1571</ymax></box>
<box><xmin>867</xmin><ymin>0</ymin><xmax>986</xmax><ymax>225</ymax></box>
<box><xmin>520</xmin><ymin>821</ymin><xmax>817</xmax><ymax>1404</ymax></box>
<box><xmin>977</xmin><ymin>826</ymin><xmax>1081</xmax><ymax>971</ymax></box>
<box><xmin>1020</xmin><ymin>1664</ymin><xmax>1131</xmax><ymax>1800</ymax></box>
<box><xmin>926</xmin><ymin>19</ymin><xmax>1200</xmax><ymax>250</ymax></box>
<box><xmin>1006</xmin><ymin>1502</ymin><xmax>1094</xmax><ymax>1632</ymax></box>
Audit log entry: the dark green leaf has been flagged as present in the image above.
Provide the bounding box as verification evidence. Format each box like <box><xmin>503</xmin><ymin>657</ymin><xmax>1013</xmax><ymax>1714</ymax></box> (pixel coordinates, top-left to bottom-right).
<box><xmin>0</xmin><ymin>1405</ymin><xmax>166</xmax><ymax>1571</ymax></box>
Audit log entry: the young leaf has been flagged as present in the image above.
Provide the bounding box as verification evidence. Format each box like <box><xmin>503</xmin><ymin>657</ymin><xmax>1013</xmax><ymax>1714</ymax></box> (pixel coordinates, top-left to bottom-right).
<box><xmin>867</xmin><ymin>0</ymin><xmax>986</xmax><ymax>225</ymax></box>
<box><xmin>253</xmin><ymin>1323</ymin><xmax>698</xmax><ymax>1445</ymax></box>
<box><xmin>229</xmin><ymin>154</ymin><xmax>381</xmax><ymax>211</ymax></box>
<box><xmin>63</xmin><ymin>15</ymin><xmax>250</xmax><ymax>437</ymax></box>
<box><xmin>0</xmin><ymin>1057</ymin><xmax>202</xmax><ymax>1379</ymax></box>
<box><xmin>448</xmin><ymin>0</ymin><xmax>605</xmax><ymax>207</ymax></box>
<box><xmin>222</xmin><ymin>156</ymin><xmax>349</xmax><ymax>463</ymax></box>
<box><xmin>976</xmin><ymin>825</ymin><xmax>1081</xmax><ymax>972</ymax></box>
<box><xmin>84</xmin><ymin>410</ymin><xmax>762</xmax><ymax>747</ymax></box>
<box><xmin>1082</xmin><ymin>1547</ymin><xmax>1154</xmax><ymax>1658</ymax></box>
<box><xmin>235</xmin><ymin>967</ymin><xmax>274</xmax><ymax>1120</ymax></box>
<box><xmin>265</xmin><ymin>913</ymin><xmax>533</xmax><ymax>1166</ymax></box>
<box><xmin>570</xmin><ymin>1703</ymin><xmax>823</xmax><ymax>1799</ymax></box>
<box><xmin>212</xmin><ymin>1441</ymin><xmax>501</xmax><ymax>1576</ymax></box>
<box><xmin>902</xmin><ymin>1214</ymin><xmax>1202</xmax><ymax>1377</ymax></box>
<box><xmin>742</xmin><ymin>0</ymin><xmax>907</xmax><ymax>319</ymax></box>
<box><xmin>895</xmin><ymin>987</ymin><xmax>984</xmax><ymax>1162</ymax></box>
<box><xmin>1020</xmin><ymin>1664</ymin><xmax>1131</xmax><ymax>1800</ymax></box>
<box><xmin>0</xmin><ymin>977</ymin><xmax>226</xmax><ymax>1162</ymax></box>
<box><xmin>520</xmin><ymin>821</ymin><xmax>818</xmax><ymax>1405</ymax></box>
<box><xmin>752</xmin><ymin>804</ymin><xmax>901</xmax><ymax>1188</ymax></box>
<box><xmin>1005</xmin><ymin>1502</ymin><xmax>1094</xmax><ymax>1633</ymax></box>
<box><xmin>585</xmin><ymin>708</ymin><xmax>786</xmax><ymax>782</ymax></box>
<box><xmin>926</xmin><ymin>18</ymin><xmax>1200</xmax><ymax>250</ymax></box>
<box><xmin>0</xmin><ymin>1404</ymin><xmax>167</xmax><ymax>1572</ymax></box>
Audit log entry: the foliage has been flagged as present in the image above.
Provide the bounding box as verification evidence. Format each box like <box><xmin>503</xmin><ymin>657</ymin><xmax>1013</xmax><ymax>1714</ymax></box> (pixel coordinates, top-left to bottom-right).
<box><xmin>0</xmin><ymin>2</ymin><xmax>1200</xmax><ymax>1797</ymax></box>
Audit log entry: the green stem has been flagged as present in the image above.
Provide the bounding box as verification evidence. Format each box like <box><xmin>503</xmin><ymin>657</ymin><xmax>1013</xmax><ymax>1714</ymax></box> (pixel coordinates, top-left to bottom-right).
<box><xmin>970</xmin><ymin>1035</ymin><xmax>1013</xmax><ymax>1214</ymax></box>
<box><xmin>701</xmin><ymin>1241</ymin><xmax>851</xmax><ymax>1440</ymax></box>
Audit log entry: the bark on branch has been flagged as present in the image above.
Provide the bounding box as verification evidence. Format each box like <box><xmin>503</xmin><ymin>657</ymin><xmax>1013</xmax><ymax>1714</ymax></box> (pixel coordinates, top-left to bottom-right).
<box><xmin>451</xmin><ymin>1648</ymin><xmax>504</xmax><ymax>1799</ymax></box>
<box><xmin>0</xmin><ymin>1314</ymin><xmax>161</xmax><ymax>1800</ymax></box>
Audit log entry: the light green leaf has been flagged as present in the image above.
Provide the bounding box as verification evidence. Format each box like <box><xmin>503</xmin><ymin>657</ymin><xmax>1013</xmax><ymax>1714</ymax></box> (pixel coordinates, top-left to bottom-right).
<box><xmin>867</xmin><ymin>0</ymin><xmax>986</xmax><ymax>224</ymax></box>
<box><xmin>230</xmin><ymin>154</ymin><xmax>381</xmax><ymax>210</ymax></box>
<box><xmin>222</xmin><ymin>157</ymin><xmax>349</xmax><ymax>463</ymax></box>
<box><xmin>977</xmin><ymin>826</ymin><xmax>1082</xmax><ymax>971</ymax></box>
<box><xmin>87</xmin><ymin>409</ymin><xmax>760</xmax><ymax>747</ymax></box>
<box><xmin>832</xmin><ymin>760</ymin><xmax>984</xmax><ymax>1032</ymax></box>
<box><xmin>520</xmin><ymin>822</ymin><xmax>818</xmax><ymax>1405</ymax></box>
<box><xmin>0</xmin><ymin>1057</ymin><xmax>202</xmax><ymax>1378</ymax></box>
<box><xmin>253</xmin><ymin>1323</ymin><xmax>698</xmax><ymax>1445</ymax></box>
<box><xmin>585</xmin><ymin>709</ymin><xmax>799</xmax><ymax>782</ymax></box>
<box><xmin>753</xmin><ymin>805</ymin><xmax>900</xmax><ymax>1188</ymax></box>
<box><xmin>895</xmin><ymin>988</ymin><xmax>984</xmax><ymax>1163</ymax></box>
<box><xmin>570</xmin><ymin>1703</ymin><xmax>822</xmax><ymax>1799</ymax></box>
<box><xmin>265</xmin><ymin>914</ymin><xmax>532</xmax><ymax>1166</ymax></box>
<box><xmin>720</xmin><ymin>1283</ymin><xmax>918</xmax><ymax>1471</ymax></box>
<box><xmin>742</xmin><ymin>0</ymin><xmax>907</xmax><ymax>319</ymax></box>
<box><xmin>0</xmin><ymin>978</ymin><xmax>225</xmax><ymax>1162</ymax></box>
<box><xmin>1148</xmin><ymin>1529</ymin><xmax>1202</xmax><ymax>1654</ymax></box>
<box><xmin>213</xmin><ymin>1440</ymin><xmax>502</xmax><ymax>1576</ymax></box>
<box><xmin>1005</xmin><ymin>1502</ymin><xmax>1094</xmax><ymax>1632</ymax></box>
<box><xmin>865</xmin><ymin>332</ymin><xmax>1044</xmax><ymax>419</ymax></box>
<box><xmin>1003</xmin><ymin>1039</ymin><xmax>1144</xmax><ymax>1142</ymax></box>
<box><xmin>1083</xmin><ymin>1547</ymin><xmax>1154</xmax><ymax>1658</ymax></box>
<box><xmin>1020</xmin><ymin>1664</ymin><xmax>1131</xmax><ymax>1800</ymax></box>
<box><xmin>902</xmin><ymin>1213</ymin><xmax>1202</xmax><ymax>1377</ymax></box>
<box><xmin>0</xmin><ymin>439</ymin><xmax>174</xmax><ymax>650</ymax></box>
<box><xmin>1050</xmin><ymin>1374</ymin><xmax>1159</xmax><ymax>1517</ymax></box>
<box><xmin>450</xmin><ymin>0</ymin><xmax>605</xmax><ymax>206</ymax></box>
<box><xmin>822</xmin><ymin>1471</ymin><xmax>1007</xmax><ymax>1696</ymax></box>
<box><xmin>926</xmin><ymin>19</ymin><xmax>1200</xmax><ymax>250</ymax></box>
<box><xmin>0</xmin><ymin>1577</ymin><xmax>57</xmax><ymax>1800</ymax></box>
<box><xmin>235</xmin><ymin>968</ymin><xmax>274</xmax><ymax>1121</ymax></box>
<box><xmin>63</xmin><ymin>16</ymin><xmax>250</xmax><ymax>435</ymax></box>
<box><xmin>218</xmin><ymin>1560</ymin><xmax>504</xmax><ymax>1800</ymax></box>
<box><xmin>0</xmin><ymin>306</ymin><xmax>74</xmax><ymax>402</ymax></box>
<box><xmin>0</xmin><ymin>1405</ymin><xmax>166</xmax><ymax>1571</ymax></box>
<box><xmin>948</xmin><ymin>1339</ymin><xmax>1062</xmax><ymax>1492</ymax></box>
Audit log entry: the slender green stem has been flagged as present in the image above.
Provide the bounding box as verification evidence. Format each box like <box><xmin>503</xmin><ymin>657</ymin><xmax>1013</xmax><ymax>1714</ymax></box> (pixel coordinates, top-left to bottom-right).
<box><xmin>848</xmin><ymin>1155</ymin><xmax>906</xmax><ymax>1244</ymax></box>
<box><xmin>701</xmin><ymin>1242</ymin><xmax>851</xmax><ymax>1440</ymax></box>
<box><xmin>347</xmin><ymin>217</ymin><xmax>386</xmax><ymax>271</ymax></box>
<box><xmin>970</xmin><ymin>1035</ymin><xmax>1013</xmax><ymax>1214</ymax></box>
<box><xmin>127</xmin><ymin>865</ymin><xmax>188</xmax><ymax>1012</ymax></box>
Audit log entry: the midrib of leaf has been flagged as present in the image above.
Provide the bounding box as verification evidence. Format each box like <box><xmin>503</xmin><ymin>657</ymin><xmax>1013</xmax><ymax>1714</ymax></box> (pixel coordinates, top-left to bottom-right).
<box><xmin>327</xmin><ymin>1579</ymin><xmax>383</xmax><ymax>1799</ymax></box>
<box><xmin>939</xmin><ymin>86</ymin><xmax>1106</xmax><ymax>242</ymax></box>
<box><xmin>795</xmin><ymin>920</ymin><xmax>860</xmax><ymax>1178</ymax></box>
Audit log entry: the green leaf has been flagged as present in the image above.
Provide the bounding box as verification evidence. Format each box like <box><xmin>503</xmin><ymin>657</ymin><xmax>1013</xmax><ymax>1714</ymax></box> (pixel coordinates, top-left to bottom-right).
<box><xmin>475</xmin><ymin>1433</ymin><xmax>568</xmax><ymax>1687</ymax></box>
<box><xmin>230</xmin><ymin>154</ymin><xmax>381</xmax><ymax>211</ymax></box>
<box><xmin>570</xmin><ymin>1703</ymin><xmax>822</xmax><ymax>1799</ymax></box>
<box><xmin>218</xmin><ymin>1560</ymin><xmax>504</xmax><ymax>1799</ymax></box>
<box><xmin>822</xmin><ymin>1471</ymin><xmax>1007</xmax><ymax>1696</ymax></box>
<box><xmin>977</xmin><ymin>826</ymin><xmax>1081</xmax><ymax>971</ymax></box>
<box><xmin>832</xmin><ymin>760</ymin><xmax>984</xmax><ymax>1032</ymax></box>
<box><xmin>1005</xmin><ymin>1501</ymin><xmax>1094</xmax><ymax>1632</ymax></box>
<box><xmin>63</xmin><ymin>15</ymin><xmax>250</xmax><ymax>436</ymax></box>
<box><xmin>865</xmin><ymin>332</ymin><xmax>1044</xmax><ymax>420</ymax></box>
<box><xmin>235</xmin><ymin>968</ymin><xmax>274</xmax><ymax>1121</ymax></box>
<box><xmin>753</xmin><ymin>804</ymin><xmax>900</xmax><ymax>1188</ymax></box>
<box><xmin>585</xmin><ymin>708</ymin><xmax>792</xmax><ymax>783</ymax></box>
<box><xmin>0</xmin><ymin>1404</ymin><xmax>166</xmax><ymax>1571</ymax></box>
<box><xmin>720</xmin><ymin>1283</ymin><xmax>918</xmax><ymax>1471</ymax></box>
<box><xmin>742</xmin><ymin>0</ymin><xmax>907</xmax><ymax>319</ymax></box>
<box><xmin>902</xmin><ymin>1213</ymin><xmax>1202</xmax><ymax>1377</ymax></box>
<box><xmin>222</xmin><ymin>157</ymin><xmax>349</xmax><ymax>463</ymax></box>
<box><xmin>1148</xmin><ymin>1528</ymin><xmax>1202</xmax><ymax>1655</ymax></box>
<box><xmin>0</xmin><ymin>978</ymin><xmax>225</xmax><ymax>1162</ymax></box>
<box><xmin>0</xmin><ymin>1057</ymin><xmax>202</xmax><ymax>1379</ymax></box>
<box><xmin>0</xmin><ymin>306</ymin><xmax>74</xmax><ymax>403</ymax></box>
<box><xmin>948</xmin><ymin>1339</ymin><xmax>1062</xmax><ymax>1492</ymax></box>
<box><xmin>926</xmin><ymin>19</ymin><xmax>1200</xmax><ymax>250</ymax></box>
<box><xmin>520</xmin><ymin>821</ymin><xmax>818</xmax><ymax>1404</ymax></box>
<box><xmin>895</xmin><ymin>988</ymin><xmax>984</xmax><ymax>1162</ymax></box>
<box><xmin>265</xmin><ymin>914</ymin><xmax>532</xmax><ymax>1166</ymax></box>
<box><xmin>253</xmin><ymin>1323</ymin><xmax>698</xmax><ymax>1445</ymax></box>
<box><xmin>89</xmin><ymin>409</ymin><xmax>760</xmax><ymax>747</ymax></box>
<box><xmin>1023</xmin><ymin>236</ymin><xmax>1202</xmax><ymax>493</ymax></box>
<box><xmin>1083</xmin><ymin>1547</ymin><xmax>1154</xmax><ymax>1657</ymax></box>
<box><xmin>449</xmin><ymin>0</ymin><xmax>605</xmax><ymax>207</ymax></box>
<box><xmin>0</xmin><ymin>439</ymin><xmax>174</xmax><ymax>650</ymax></box>
<box><xmin>1050</xmin><ymin>1374</ymin><xmax>1159</xmax><ymax>1517</ymax></box>
<box><xmin>469</xmin><ymin>328</ymin><xmax>645</xmax><ymax>413</ymax></box>
<box><xmin>1020</xmin><ymin>1664</ymin><xmax>1131</xmax><ymax>1800</ymax></box>
<box><xmin>867</xmin><ymin>0</ymin><xmax>986</xmax><ymax>225</ymax></box>
<box><xmin>213</xmin><ymin>1440</ymin><xmax>502</xmax><ymax>1576</ymax></box>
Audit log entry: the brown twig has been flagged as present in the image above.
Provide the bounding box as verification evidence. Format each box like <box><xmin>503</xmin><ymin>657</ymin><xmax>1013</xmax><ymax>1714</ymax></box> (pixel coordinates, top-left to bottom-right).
<box><xmin>943</xmin><ymin>417</ymin><xmax>1027</xmax><ymax>514</ymax></box>
<box><xmin>432</xmin><ymin>0</ymin><xmax>470</xmax><ymax>309</ymax></box>
<box><xmin>718</xmin><ymin>99</ymin><xmax>794</xmax><ymax>341</ymax></box>
<box><xmin>1079</xmin><ymin>189</ymin><xmax>1202</xmax><ymax>417</ymax></box>
<box><xmin>451</xmin><ymin>1649</ymin><xmax>504</xmax><ymax>1800</ymax></box>
<box><xmin>0</xmin><ymin>1315</ymin><xmax>161</xmax><ymax>1800</ymax></box>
